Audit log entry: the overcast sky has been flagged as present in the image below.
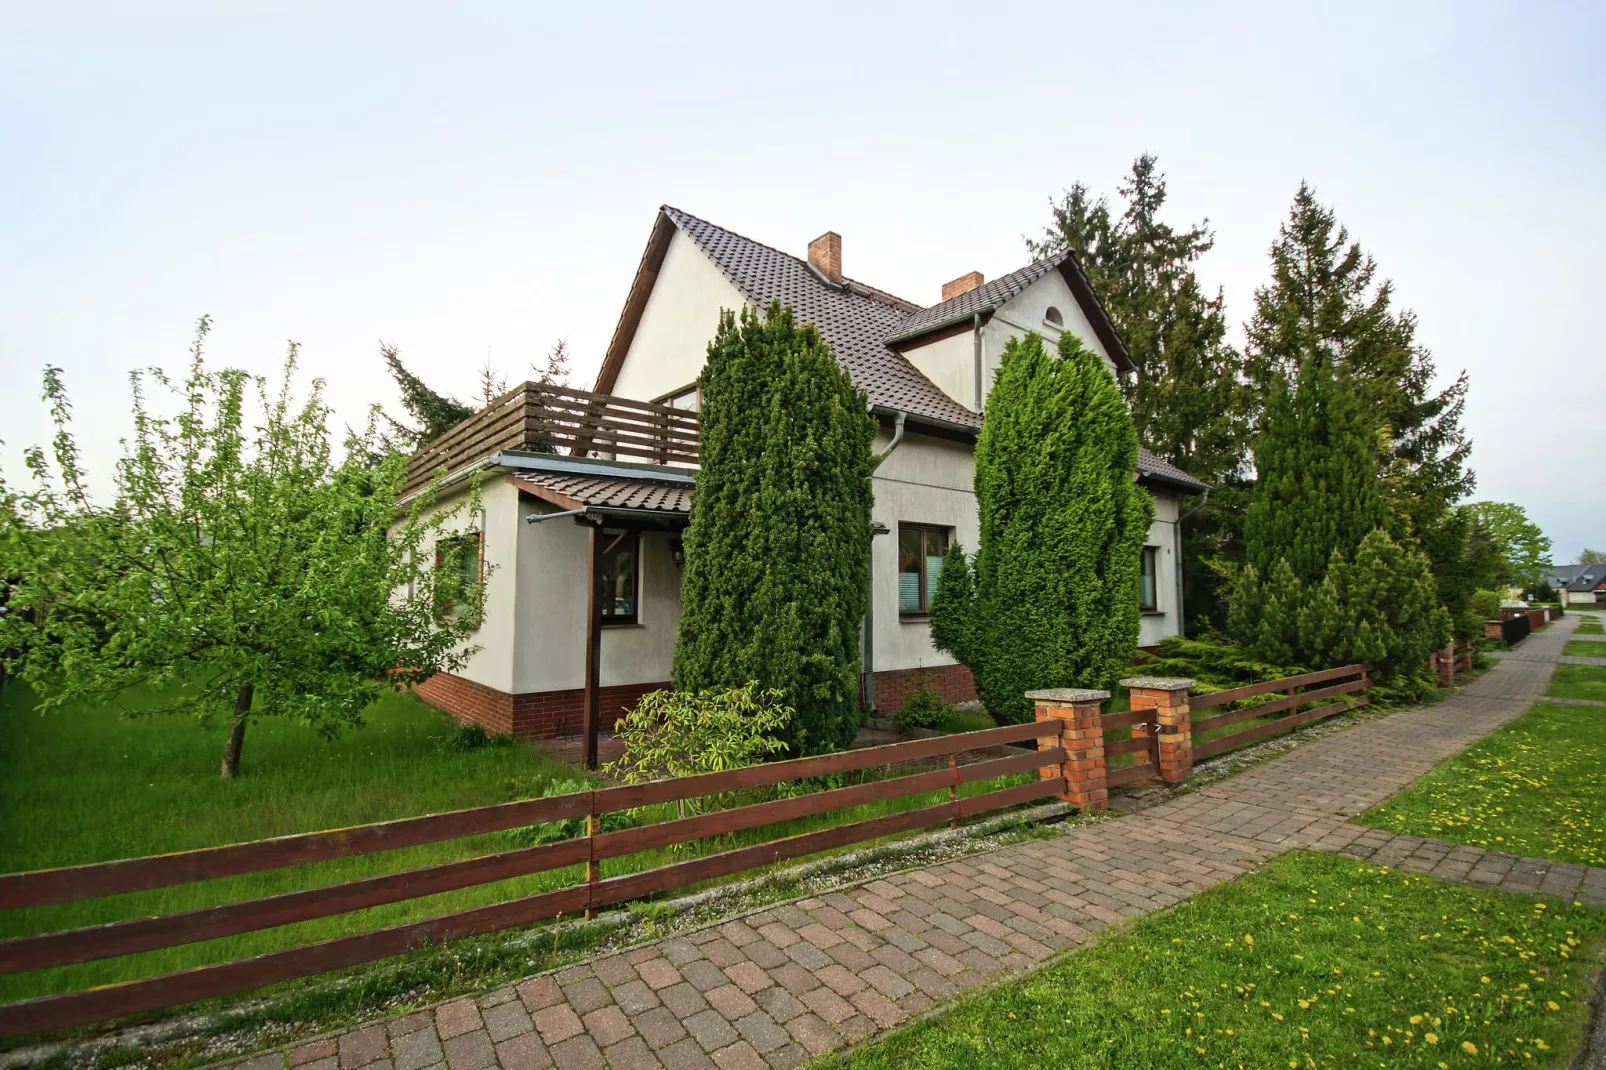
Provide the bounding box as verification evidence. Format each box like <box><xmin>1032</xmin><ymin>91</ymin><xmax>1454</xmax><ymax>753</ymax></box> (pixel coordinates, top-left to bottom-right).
<box><xmin>2</xmin><ymin>2</ymin><xmax>1601</xmax><ymax>559</ymax></box>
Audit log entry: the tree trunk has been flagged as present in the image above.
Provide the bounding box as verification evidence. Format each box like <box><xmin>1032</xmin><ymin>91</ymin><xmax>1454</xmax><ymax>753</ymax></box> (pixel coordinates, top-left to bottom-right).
<box><xmin>220</xmin><ymin>684</ymin><xmax>254</xmax><ymax>780</ymax></box>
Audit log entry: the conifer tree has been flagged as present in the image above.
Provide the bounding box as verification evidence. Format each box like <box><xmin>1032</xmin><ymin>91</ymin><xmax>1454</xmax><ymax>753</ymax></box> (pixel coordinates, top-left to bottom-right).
<box><xmin>379</xmin><ymin>342</ymin><xmax>476</xmax><ymax>452</ymax></box>
<box><xmin>1031</xmin><ymin>156</ymin><xmax>1253</xmax><ymax>629</ymax></box>
<box><xmin>1243</xmin><ymin>358</ymin><xmax>1388</xmax><ymax>586</ymax></box>
<box><xmin>929</xmin><ymin>541</ymin><xmax>976</xmax><ymax>667</ymax></box>
<box><xmin>1246</xmin><ymin>183</ymin><xmax>1473</xmax><ymax>561</ymax></box>
<box><xmin>672</xmin><ymin>303</ymin><xmax>875</xmax><ymax>755</ymax></box>
<box><xmin>966</xmin><ymin>332</ymin><xmax>1153</xmax><ymax>725</ymax></box>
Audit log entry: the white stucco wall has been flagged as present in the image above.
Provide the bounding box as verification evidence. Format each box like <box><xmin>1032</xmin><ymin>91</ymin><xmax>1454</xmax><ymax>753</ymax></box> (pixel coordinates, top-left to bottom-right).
<box><xmin>611</xmin><ymin>227</ymin><xmax>748</xmax><ymax>403</ymax></box>
<box><xmin>898</xmin><ymin>330</ymin><xmax>978</xmax><ymax>414</ymax></box>
<box><xmin>510</xmin><ymin>503</ymin><xmax>683</xmax><ymax>692</ymax></box>
<box><xmin>1138</xmin><ymin>490</ymin><xmax>1182</xmax><ymax>648</ymax></box>
<box><xmin>868</xmin><ymin>429</ymin><xmax>981</xmax><ymax>678</ymax></box>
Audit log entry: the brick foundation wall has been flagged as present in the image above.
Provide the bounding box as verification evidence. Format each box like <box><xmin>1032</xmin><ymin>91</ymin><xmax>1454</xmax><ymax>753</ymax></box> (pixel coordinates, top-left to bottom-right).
<box><xmin>867</xmin><ymin>663</ymin><xmax>977</xmax><ymax>714</ymax></box>
<box><xmin>412</xmin><ymin>672</ymin><xmax>669</xmax><ymax>740</ymax></box>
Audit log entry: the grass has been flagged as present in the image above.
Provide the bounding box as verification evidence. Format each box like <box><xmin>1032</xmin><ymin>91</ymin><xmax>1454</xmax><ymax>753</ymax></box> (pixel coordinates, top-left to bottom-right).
<box><xmin>1357</xmin><ymin>703</ymin><xmax>1606</xmax><ymax>868</ymax></box>
<box><xmin>1546</xmin><ymin>664</ymin><xmax>1606</xmax><ymax>703</ymax></box>
<box><xmin>1561</xmin><ymin>639</ymin><xmax>1605</xmax><ymax>658</ymax></box>
<box><xmin>1572</xmin><ymin>620</ymin><xmax>1603</xmax><ymax>635</ymax></box>
<box><xmin>827</xmin><ymin>851</ymin><xmax>1605</xmax><ymax>1069</ymax></box>
<box><xmin>0</xmin><ymin>682</ymin><xmax>1028</xmax><ymax>1006</ymax></box>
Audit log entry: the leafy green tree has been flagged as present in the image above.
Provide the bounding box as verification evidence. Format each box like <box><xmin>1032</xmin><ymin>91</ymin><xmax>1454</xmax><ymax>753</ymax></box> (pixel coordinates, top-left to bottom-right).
<box><xmin>1425</xmin><ymin>505</ymin><xmax>1512</xmax><ymax>639</ymax></box>
<box><xmin>1246</xmin><ymin>183</ymin><xmax>1473</xmax><ymax>568</ymax></box>
<box><xmin>0</xmin><ymin>319</ymin><xmax>486</xmax><ymax>778</ymax></box>
<box><xmin>966</xmin><ymin>332</ymin><xmax>1154</xmax><ymax>725</ymax></box>
<box><xmin>1578</xmin><ymin>548</ymin><xmax>1606</xmax><ymax>565</ymax></box>
<box><xmin>1460</xmin><ymin>502</ymin><xmax>1552</xmax><ymax>592</ymax></box>
<box><xmin>672</xmin><ymin>302</ymin><xmax>875</xmax><ymax>756</ymax></box>
<box><xmin>1030</xmin><ymin>155</ymin><xmax>1252</xmax><ymax>629</ymax></box>
<box><xmin>380</xmin><ymin>341</ymin><xmax>477</xmax><ymax>452</ymax></box>
<box><xmin>929</xmin><ymin>541</ymin><xmax>976</xmax><ymax>667</ymax></box>
<box><xmin>1242</xmin><ymin>358</ymin><xmax>1388</xmax><ymax>587</ymax></box>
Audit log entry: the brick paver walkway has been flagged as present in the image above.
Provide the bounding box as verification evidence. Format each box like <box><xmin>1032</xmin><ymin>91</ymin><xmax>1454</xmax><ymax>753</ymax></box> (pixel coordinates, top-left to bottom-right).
<box><xmin>231</xmin><ymin>616</ymin><xmax>1597</xmax><ymax>1070</ymax></box>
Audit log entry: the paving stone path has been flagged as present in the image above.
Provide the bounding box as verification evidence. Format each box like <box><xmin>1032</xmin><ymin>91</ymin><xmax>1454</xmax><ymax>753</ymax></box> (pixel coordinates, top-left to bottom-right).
<box><xmin>229</xmin><ymin>616</ymin><xmax>1598</xmax><ymax>1070</ymax></box>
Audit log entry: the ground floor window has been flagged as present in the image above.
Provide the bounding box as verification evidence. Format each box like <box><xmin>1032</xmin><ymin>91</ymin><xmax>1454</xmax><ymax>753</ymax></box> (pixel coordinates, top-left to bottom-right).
<box><xmin>600</xmin><ymin>529</ymin><xmax>639</xmax><ymax>625</ymax></box>
<box><xmin>435</xmin><ymin>531</ymin><xmax>483</xmax><ymax>623</ymax></box>
<box><xmin>899</xmin><ymin>524</ymin><xmax>949</xmax><ymax>616</ymax></box>
<box><xmin>1140</xmin><ymin>545</ymin><xmax>1159</xmax><ymax>612</ymax></box>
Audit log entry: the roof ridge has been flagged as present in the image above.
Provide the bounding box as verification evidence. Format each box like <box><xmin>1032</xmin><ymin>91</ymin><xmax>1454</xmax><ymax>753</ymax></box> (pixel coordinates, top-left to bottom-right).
<box><xmin>660</xmin><ymin>205</ymin><xmax>926</xmax><ymax>314</ymax></box>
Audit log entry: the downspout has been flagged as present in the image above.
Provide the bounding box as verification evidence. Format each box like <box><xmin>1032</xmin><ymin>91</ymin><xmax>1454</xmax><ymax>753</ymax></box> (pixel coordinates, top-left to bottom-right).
<box><xmin>1173</xmin><ymin>484</ymin><xmax>1211</xmax><ymax>637</ymax></box>
<box><xmin>870</xmin><ymin>410</ymin><xmax>907</xmax><ymax>469</ymax></box>
<box><xmin>972</xmin><ymin>312</ymin><xmax>984</xmax><ymax>412</ymax></box>
<box><xmin>864</xmin><ymin>521</ymin><xmax>892</xmax><ymax>714</ymax></box>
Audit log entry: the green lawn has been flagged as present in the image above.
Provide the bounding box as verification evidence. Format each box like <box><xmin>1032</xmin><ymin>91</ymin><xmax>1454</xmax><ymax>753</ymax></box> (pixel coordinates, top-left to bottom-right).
<box><xmin>0</xmin><ymin>682</ymin><xmax>1027</xmax><ymax>1005</ymax></box>
<box><xmin>1357</xmin><ymin>703</ymin><xmax>1606</xmax><ymax>867</ymax></box>
<box><xmin>827</xmin><ymin>851</ymin><xmax>1605</xmax><ymax>1069</ymax></box>
<box><xmin>1547</xmin><ymin>664</ymin><xmax>1606</xmax><ymax>702</ymax></box>
<box><xmin>1562</xmin><ymin>639</ymin><xmax>1606</xmax><ymax>658</ymax></box>
<box><xmin>1573</xmin><ymin>620</ymin><xmax>1603</xmax><ymax>635</ymax></box>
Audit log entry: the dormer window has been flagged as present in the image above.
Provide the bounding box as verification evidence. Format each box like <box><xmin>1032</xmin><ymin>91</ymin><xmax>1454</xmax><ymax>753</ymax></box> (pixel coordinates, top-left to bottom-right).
<box><xmin>1044</xmin><ymin>306</ymin><xmax>1064</xmax><ymax>327</ymax></box>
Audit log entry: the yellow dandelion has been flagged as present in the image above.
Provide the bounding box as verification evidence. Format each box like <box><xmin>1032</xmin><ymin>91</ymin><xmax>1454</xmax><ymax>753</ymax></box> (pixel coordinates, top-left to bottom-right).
<box><xmin>1410</xmin><ymin>1015</ymin><xmax>1423</xmax><ymax>1025</ymax></box>
<box><xmin>1425</xmin><ymin>1033</ymin><xmax>1438</xmax><ymax>1044</ymax></box>
<box><xmin>1480</xmin><ymin>976</ymin><xmax>1491</xmax><ymax>984</ymax></box>
<box><xmin>1463</xmin><ymin>1041</ymin><xmax>1478</xmax><ymax>1054</ymax></box>
<box><xmin>1244</xmin><ymin>934</ymin><xmax>1254</xmax><ymax>946</ymax></box>
<box><xmin>1547</xmin><ymin>1001</ymin><xmax>1560</xmax><ymax>1011</ymax></box>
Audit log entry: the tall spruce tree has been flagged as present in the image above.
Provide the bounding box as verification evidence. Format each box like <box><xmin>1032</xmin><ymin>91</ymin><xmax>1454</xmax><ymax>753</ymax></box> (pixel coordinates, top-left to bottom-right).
<box><xmin>1246</xmin><ymin>183</ymin><xmax>1473</xmax><ymax>561</ymax></box>
<box><xmin>1243</xmin><ymin>357</ymin><xmax>1389</xmax><ymax>586</ymax></box>
<box><xmin>1030</xmin><ymin>156</ymin><xmax>1252</xmax><ymax>628</ymax></box>
<box><xmin>672</xmin><ymin>303</ymin><xmax>875</xmax><ymax>755</ymax></box>
<box><xmin>965</xmin><ymin>332</ymin><xmax>1153</xmax><ymax>725</ymax></box>
<box><xmin>379</xmin><ymin>342</ymin><xmax>476</xmax><ymax>452</ymax></box>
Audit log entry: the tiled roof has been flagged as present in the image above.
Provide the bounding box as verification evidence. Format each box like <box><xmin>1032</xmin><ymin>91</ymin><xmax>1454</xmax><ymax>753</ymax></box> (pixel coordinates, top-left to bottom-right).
<box><xmin>1567</xmin><ymin>564</ymin><xmax>1606</xmax><ymax>592</ymax></box>
<box><xmin>662</xmin><ymin>207</ymin><xmax>983</xmax><ymax>430</ymax></box>
<box><xmin>885</xmin><ymin>257</ymin><xmax>1065</xmax><ymax>343</ymax></box>
<box><xmin>510</xmin><ymin>472</ymin><xmax>690</xmax><ymax>515</ymax></box>
<box><xmin>1136</xmin><ymin>448</ymin><xmax>1208</xmax><ymax>492</ymax></box>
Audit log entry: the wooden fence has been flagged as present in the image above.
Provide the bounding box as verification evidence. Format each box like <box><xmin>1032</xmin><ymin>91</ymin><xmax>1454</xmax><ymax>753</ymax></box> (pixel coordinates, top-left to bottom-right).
<box><xmin>0</xmin><ymin>721</ymin><xmax>1062</xmax><ymax>1040</ymax></box>
<box><xmin>1187</xmin><ymin>664</ymin><xmax>1371</xmax><ymax>761</ymax></box>
<box><xmin>1429</xmin><ymin>642</ymin><xmax>1475</xmax><ymax>688</ymax></box>
<box><xmin>401</xmin><ymin>383</ymin><xmax>700</xmax><ymax>496</ymax></box>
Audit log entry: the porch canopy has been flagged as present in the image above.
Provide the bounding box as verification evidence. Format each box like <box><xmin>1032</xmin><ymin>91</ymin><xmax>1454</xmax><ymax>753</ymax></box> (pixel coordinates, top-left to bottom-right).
<box><xmin>511</xmin><ymin>468</ymin><xmax>692</xmax><ymax>769</ymax></box>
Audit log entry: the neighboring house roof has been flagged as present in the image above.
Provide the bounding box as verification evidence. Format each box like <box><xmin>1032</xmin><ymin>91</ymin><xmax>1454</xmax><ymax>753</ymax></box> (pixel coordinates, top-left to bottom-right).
<box><xmin>1566</xmin><ymin>563</ymin><xmax>1606</xmax><ymax>592</ymax></box>
<box><xmin>1548</xmin><ymin>564</ymin><xmax>1591</xmax><ymax>586</ymax></box>
<box><xmin>1136</xmin><ymin>448</ymin><xmax>1208</xmax><ymax>493</ymax></box>
<box><xmin>510</xmin><ymin>470</ymin><xmax>691</xmax><ymax>518</ymax></box>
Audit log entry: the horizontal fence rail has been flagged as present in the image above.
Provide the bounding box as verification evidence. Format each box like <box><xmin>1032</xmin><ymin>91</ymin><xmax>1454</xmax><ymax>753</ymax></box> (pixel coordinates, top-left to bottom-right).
<box><xmin>401</xmin><ymin>383</ymin><xmax>701</xmax><ymax>496</ymax></box>
<box><xmin>0</xmin><ymin>720</ymin><xmax>1062</xmax><ymax>1039</ymax></box>
<box><xmin>1190</xmin><ymin>664</ymin><xmax>1370</xmax><ymax>762</ymax></box>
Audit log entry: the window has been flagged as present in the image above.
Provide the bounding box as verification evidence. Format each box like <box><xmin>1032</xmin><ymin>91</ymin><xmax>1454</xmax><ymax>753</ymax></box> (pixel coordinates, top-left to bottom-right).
<box><xmin>1139</xmin><ymin>546</ymin><xmax>1159</xmax><ymax>612</ymax></box>
<box><xmin>656</xmin><ymin>384</ymin><xmax>700</xmax><ymax>412</ymax></box>
<box><xmin>435</xmin><ymin>532</ymin><xmax>483</xmax><ymax>622</ymax></box>
<box><xmin>600</xmin><ymin>529</ymin><xmax>640</xmax><ymax>625</ymax></box>
<box><xmin>1043</xmin><ymin>306</ymin><xmax>1064</xmax><ymax>327</ymax></box>
<box><xmin>899</xmin><ymin>524</ymin><xmax>949</xmax><ymax>616</ymax></box>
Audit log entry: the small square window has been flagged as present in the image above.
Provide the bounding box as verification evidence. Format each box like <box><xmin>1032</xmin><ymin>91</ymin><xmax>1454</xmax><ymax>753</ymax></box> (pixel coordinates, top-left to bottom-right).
<box><xmin>898</xmin><ymin>524</ymin><xmax>949</xmax><ymax>616</ymax></box>
<box><xmin>435</xmin><ymin>532</ymin><xmax>483</xmax><ymax>622</ymax></box>
<box><xmin>1139</xmin><ymin>546</ymin><xmax>1159</xmax><ymax>612</ymax></box>
<box><xmin>600</xmin><ymin>529</ymin><xmax>639</xmax><ymax>625</ymax></box>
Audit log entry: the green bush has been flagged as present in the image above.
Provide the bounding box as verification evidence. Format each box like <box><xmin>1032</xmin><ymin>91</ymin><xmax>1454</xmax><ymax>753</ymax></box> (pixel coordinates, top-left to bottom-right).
<box><xmin>439</xmin><ymin>721</ymin><xmax>498</xmax><ymax>752</ymax></box>
<box><xmin>605</xmin><ymin>684</ymin><xmax>793</xmax><ymax>819</ymax></box>
<box><xmin>1468</xmin><ymin>587</ymin><xmax>1505</xmax><ymax>621</ymax></box>
<box><xmin>894</xmin><ymin>675</ymin><xmax>954</xmax><ymax>732</ymax></box>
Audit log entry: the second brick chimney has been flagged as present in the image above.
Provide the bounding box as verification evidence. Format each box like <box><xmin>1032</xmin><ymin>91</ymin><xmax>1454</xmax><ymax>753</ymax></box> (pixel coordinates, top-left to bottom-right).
<box><xmin>942</xmin><ymin>271</ymin><xmax>984</xmax><ymax>302</ymax></box>
<box><xmin>808</xmin><ymin>231</ymin><xmax>842</xmax><ymax>283</ymax></box>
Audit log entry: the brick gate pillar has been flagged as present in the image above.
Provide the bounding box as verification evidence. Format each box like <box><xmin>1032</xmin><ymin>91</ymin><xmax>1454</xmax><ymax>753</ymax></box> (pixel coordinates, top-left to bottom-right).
<box><xmin>1027</xmin><ymin>688</ymin><xmax>1110</xmax><ymax>812</ymax></box>
<box><xmin>1120</xmin><ymin>677</ymin><xmax>1195</xmax><ymax>785</ymax></box>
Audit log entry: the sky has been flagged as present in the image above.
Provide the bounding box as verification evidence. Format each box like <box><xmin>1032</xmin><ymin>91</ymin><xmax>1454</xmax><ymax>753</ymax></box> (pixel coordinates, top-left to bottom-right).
<box><xmin>2</xmin><ymin>1</ymin><xmax>1602</xmax><ymax>560</ymax></box>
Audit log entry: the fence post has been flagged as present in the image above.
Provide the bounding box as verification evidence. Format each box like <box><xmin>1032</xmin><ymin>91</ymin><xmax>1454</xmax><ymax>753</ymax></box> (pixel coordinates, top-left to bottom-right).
<box><xmin>1027</xmin><ymin>688</ymin><xmax>1110</xmax><ymax>812</ymax></box>
<box><xmin>1121</xmin><ymin>677</ymin><xmax>1195</xmax><ymax>785</ymax></box>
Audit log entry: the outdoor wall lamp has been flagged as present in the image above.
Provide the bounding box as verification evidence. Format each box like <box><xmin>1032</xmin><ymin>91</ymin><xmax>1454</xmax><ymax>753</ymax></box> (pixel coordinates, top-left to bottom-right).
<box><xmin>671</xmin><ymin>538</ymin><xmax>685</xmax><ymax>567</ymax></box>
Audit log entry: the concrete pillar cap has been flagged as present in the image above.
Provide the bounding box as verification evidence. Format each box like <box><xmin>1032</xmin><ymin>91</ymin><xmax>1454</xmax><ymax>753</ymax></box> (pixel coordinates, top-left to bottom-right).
<box><xmin>1026</xmin><ymin>688</ymin><xmax>1111</xmax><ymax>702</ymax></box>
<box><xmin>1118</xmin><ymin>677</ymin><xmax>1195</xmax><ymax>691</ymax></box>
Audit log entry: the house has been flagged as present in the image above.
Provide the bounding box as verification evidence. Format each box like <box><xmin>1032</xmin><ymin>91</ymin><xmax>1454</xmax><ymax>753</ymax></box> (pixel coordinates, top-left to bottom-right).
<box><xmin>402</xmin><ymin>206</ymin><xmax>1206</xmax><ymax>763</ymax></box>
<box><xmin>1547</xmin><ymin>563</ymin><xmax>1606</xmax><ymax>605</ymax></box>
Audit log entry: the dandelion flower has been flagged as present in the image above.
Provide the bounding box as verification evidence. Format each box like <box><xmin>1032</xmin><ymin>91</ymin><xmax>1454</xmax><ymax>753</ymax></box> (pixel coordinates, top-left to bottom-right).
<box><xmin>1463</xmin><ymin>1041</ymin><xmax>1478</xmax><ymax>1054</ymax></box>
<box><xmin>1425</xmin><ymin>1033</ymin><xmax>1438</xmax><ymax>1044</ymax></box>
<box><xmin>1547</xmin><ymin>1001</ymin><xmax>1560</xmax><ymax>1011</ymax></box>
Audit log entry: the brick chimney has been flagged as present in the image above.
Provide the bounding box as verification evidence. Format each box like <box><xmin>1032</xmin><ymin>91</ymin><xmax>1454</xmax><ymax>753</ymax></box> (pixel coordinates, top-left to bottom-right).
<box><xmin>808</xmin><ymin>231</ymin><xmax>842</xmax><ymax>283</ymax></box>
<box><xmin>942</xmin><ymin>271</ymin><xmax>984</xmax><ymax>302</ymax></box>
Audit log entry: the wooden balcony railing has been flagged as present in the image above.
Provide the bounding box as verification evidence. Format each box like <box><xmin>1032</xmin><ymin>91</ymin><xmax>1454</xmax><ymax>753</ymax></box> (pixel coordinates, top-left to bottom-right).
<box><xmin>401</xmin><ymin>383</ymin><xmax>699</xmax><ymax>496</ymax></box>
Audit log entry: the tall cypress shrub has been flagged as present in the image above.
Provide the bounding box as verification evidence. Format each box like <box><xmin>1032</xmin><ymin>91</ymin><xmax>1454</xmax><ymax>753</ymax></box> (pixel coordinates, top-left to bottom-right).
<box><xmin>672</xmin><ymin>302</ymin><xmax>875</xmax><ymax>755</ymax></box>
<box><xmin>1243</xmin><ymin>357</ymin><xmax>1388</xmax><ymax>586</ymax></box>
<box><xmin>968</xmin><ymin>333</ymin><xmax>1154</xmax><ymax>725</ymax></box>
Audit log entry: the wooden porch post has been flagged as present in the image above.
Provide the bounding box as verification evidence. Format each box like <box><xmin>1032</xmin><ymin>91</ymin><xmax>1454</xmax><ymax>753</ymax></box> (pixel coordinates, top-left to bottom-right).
<box><xmin>584</xmin><ymin>521</ymin><xmax>603</xmax><ymax>771</ymax></box>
